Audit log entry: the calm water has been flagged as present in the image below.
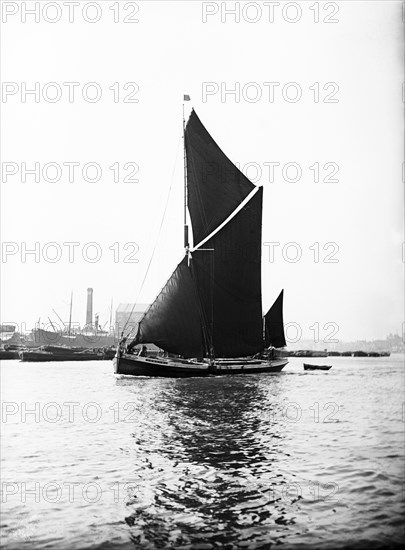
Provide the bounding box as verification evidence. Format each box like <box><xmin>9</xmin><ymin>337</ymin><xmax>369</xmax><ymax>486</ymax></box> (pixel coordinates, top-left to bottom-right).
<box><xmin>1</xmin><ymin>355</ymin><xmax>404</xmax><ymax>549</ymax></box>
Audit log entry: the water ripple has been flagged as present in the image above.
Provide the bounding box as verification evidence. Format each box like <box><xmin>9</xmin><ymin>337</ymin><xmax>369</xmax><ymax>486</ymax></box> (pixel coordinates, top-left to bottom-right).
<box><xmin>1</xmin><ymin>356</ymin><xmax>404</xmax><ymax>549</ymax></box>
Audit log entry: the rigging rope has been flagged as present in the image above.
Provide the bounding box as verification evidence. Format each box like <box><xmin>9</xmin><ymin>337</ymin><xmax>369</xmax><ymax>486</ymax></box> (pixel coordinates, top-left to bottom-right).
<box><xmin>121</xmin><ymin>134</ymin><xmax>182</xmax><ymax>339</ymax></box>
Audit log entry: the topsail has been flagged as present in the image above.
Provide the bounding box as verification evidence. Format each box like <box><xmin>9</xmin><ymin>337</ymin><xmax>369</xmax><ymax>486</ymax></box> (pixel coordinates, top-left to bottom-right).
<box><xmin>185</xmin><ymin>110</ymin><xmax>257</xmax><ymax>246</ymax></box>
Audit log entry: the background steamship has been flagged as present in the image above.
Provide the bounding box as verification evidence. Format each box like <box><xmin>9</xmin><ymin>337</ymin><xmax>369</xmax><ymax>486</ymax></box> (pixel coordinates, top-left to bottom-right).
<box><xmin>27</xmin><ymin>288</ymin><xmax>117</xmax><ymax>348</ymax></box>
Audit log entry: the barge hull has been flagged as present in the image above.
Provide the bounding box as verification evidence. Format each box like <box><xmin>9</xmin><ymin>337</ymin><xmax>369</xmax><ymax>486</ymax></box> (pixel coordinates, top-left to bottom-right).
<box><xmin>114</xmin><ymin>354</ymin><xmax>288</xmax><ymax>377</ymax></box>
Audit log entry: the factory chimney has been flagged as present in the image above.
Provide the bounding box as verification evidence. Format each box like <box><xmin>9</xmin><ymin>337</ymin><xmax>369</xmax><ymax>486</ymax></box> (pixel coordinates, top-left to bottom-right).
<box><xmin>86</xmin><ymin>288</ymin><xmax>93</xmax><ymax>328</ymax></box>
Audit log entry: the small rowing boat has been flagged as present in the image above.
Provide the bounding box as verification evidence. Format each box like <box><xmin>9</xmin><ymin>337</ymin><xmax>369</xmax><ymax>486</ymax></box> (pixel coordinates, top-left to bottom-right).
<box><xmin>303</xmin><ymin>363</ymin><xmax>332</xmax><ymax>371</ymax></box>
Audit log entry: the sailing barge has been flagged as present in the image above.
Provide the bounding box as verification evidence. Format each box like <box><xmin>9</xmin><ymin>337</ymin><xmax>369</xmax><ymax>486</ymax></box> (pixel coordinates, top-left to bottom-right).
<box><xmin>114</xmin><ymin>108</ymin><xmax>288</xmax><ymax>377</ymax></box>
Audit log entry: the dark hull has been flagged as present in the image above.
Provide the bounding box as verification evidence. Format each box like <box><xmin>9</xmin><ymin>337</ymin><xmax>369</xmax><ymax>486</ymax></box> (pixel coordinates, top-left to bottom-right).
<box><xmin>20</xmin><ymin>351</ymin><xmax>107</xmax><ymax>362</ymax></box>
<box><xmin>114</xmin><ymin>354</ymin><xmax>288</xmax><ymax>378</ymax></box>
<box><xmin>0</xmin><ymin>350</ymin><xmax>20</xmax><ymax>360</ymax></box>
<box><xmin>303</xmin><ymin>363</ymin><xmax>332</xmax><ymax>371</ymax></box>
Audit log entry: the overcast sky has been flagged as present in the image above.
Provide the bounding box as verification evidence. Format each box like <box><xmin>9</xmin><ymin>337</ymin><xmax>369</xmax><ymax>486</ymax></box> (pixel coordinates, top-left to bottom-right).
<box><xmin>1</xmin><ymin>0</ymin><xmax>403</xmax><ymax>343</ymax></box>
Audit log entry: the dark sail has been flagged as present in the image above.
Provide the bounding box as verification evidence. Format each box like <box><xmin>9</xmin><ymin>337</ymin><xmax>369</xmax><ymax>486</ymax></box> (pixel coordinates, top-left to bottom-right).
<box><xmin>130</xmin><ymin>257</ymin><xmax>205</xmax><ymax>358</ymax></box>
<box><xmin>264</xmin><ymin>290</ymin><xmax>286</xmax><ymax>348</ymax></box>
<box><xmin>192</xmin><ymin>187</ymin><xmax>264</xmax><ymax>357</ymax></box>
<box><xmin>185</xmin><ymin>109</ymin><xmax>256</xmax><ymax>246</ymax></box>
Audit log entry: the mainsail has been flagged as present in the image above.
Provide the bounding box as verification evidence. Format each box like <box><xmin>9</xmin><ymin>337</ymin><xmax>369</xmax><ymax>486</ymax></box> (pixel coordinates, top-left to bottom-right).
<box><xmin>264</xmin><ymin>290</ymin><xmax>286</xmax><ymax>348</ymax></box>
<box><xmin>130</xmin><ymin>110</ymin><xmax>266</xmax><ymax>358</ymax></box>
<box><xmin>191</xmin><ymin>188</ymin><xmax>264</xmax><ymax>357</ymax></box>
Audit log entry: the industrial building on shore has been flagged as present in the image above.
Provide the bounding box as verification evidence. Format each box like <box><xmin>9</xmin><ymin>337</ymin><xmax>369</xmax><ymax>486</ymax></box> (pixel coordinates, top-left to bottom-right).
<box><xmin>115</xmin><ymin>303</ymin><xmax>149</xmax><ymax>338</ymax></box>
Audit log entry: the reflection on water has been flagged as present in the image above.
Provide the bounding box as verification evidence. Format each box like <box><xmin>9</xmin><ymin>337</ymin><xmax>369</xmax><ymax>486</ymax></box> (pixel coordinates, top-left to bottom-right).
<box><xmin>1</xmin><ymin>356</ymin><xmax>404</xmax><ymax>549</ymax></box>
<box><xmin>122</xmin><ymin>377</ymin><xmax>295</xmax><ymax>548</ymax></box>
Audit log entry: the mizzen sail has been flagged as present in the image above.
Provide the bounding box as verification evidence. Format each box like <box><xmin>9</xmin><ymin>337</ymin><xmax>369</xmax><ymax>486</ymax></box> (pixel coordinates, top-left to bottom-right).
<box><xmin>264</xmin><ymin>290</ymin><xmax>286</xmax><ymax>348</ymax></box>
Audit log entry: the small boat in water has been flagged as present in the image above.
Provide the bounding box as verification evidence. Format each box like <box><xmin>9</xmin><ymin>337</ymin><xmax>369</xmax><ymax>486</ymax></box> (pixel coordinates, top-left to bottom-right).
<box><xmin>114</xmin><ymin>105</ymin><xmax>288</xmax><ymax>377</ymax></box>
<box><xmin>303</xmin><ymin>363</ymin><xmax>332</xmax><ymax>371</ymax></box>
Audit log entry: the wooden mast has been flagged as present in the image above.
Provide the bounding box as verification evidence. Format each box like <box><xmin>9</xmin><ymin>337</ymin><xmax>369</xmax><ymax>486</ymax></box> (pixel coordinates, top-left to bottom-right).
<box><xmin>183</xmin><ymin>100</ymin><xmax>189</xmax><ymax>250</ymax></box>
<box><xmin>183</xmin><ymin>99</ymin><xmax>214</xmax><ymax>365</ymax></box>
